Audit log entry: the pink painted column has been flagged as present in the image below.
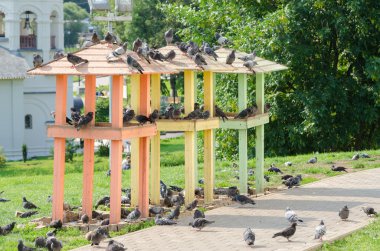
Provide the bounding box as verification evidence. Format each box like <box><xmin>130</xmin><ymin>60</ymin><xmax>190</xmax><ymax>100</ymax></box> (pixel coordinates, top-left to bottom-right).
<box><xmin>81</xmin><ymin>75</ymin><xmax>96</xmax><ymax>219</ymax></box>
<box><xmin>109</xmin><ymin>75</ymin><xmax>124</xmax><ymax>224</ymax></box>
<box><xmin>52</xmin><ymin>75</ymin><xmax>67</xmax><ymax>221</ymax></box>
<box><xmin>139</xmin><ymin>74</ymin><xmax>150</xmax><ymax>218</ymax></box>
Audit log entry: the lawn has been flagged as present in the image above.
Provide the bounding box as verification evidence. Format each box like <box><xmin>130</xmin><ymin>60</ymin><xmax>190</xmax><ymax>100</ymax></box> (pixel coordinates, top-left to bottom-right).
<box><xmin>0</xmin><ymin>136</ymin><xmax>379</xmax><ymax>250</ymax></box>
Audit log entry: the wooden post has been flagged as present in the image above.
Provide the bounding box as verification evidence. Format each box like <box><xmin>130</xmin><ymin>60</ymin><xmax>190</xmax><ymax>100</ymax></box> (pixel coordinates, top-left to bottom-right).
<box><xmin>109</xmin><ymin>75</ymin><xmax>124</xmax><ymax>224</ymax></box>
<box><xmin>203</xmin><ymin>71</ymin><xmax>214</xmax><ymax>203</ymax></box>
<box><xmin>130</xmin><ymin>74</ymin><xmax>140</xmax><ymax>207</ymax></box>
<box><xmin>52</xmin><ymin>75</ymin><xmax>67</xmax><ymax>221</ymax></box>
<box><xmin>150</xmin><ymin>74</ymin><xmax>161</xmax><ymax>205</ymax></box>
<box><xmin>238</xmin><ymin>74</ymin><xmax>248</xmax><ymax>194</ymax></box>
<box><xmin>139</xmin><ymin>74</ymin><xmax>150</xmax><ymax>218</ymax></box>
<box><xmin>255</xmin><ymin>73</ymin><xmax>265</xmax><ymax>193</ymax></box>
<box><xmin>184</xmin><ymin>70</ymin><xmax>195</xmax><ymax>205</ymax></box>
<box><xmin>81</xmin><ymin>75</ymin><xmax>96</xmax><ymax>219</ymax></box>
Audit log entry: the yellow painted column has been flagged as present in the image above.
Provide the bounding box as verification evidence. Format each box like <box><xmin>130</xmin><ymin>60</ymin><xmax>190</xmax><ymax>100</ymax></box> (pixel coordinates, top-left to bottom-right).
<box><xmin>255</xmin><ymin>73</ymin><xmax>265</xmax><ymax>193</ymax></box>
<box><xmin>150</xmin><ymin>74</ymin><xmax>161</xmax><ymax>205</ymax></box>
<box><xmin>203</xmin><ymin>71</ymin><xmax>215</xmax><ymax>203</ymax></box>
<box><xmin>184</xmin><ymin>70</ymin><xmax>195</xmax><ymax>205</ymax></box>
<box><xmin>130</xmin><ymin>74</ymin><xmax>140</xmax><ymax>206</ymax></box>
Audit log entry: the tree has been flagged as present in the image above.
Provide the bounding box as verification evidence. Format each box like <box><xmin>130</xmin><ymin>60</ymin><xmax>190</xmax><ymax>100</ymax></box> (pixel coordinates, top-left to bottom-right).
<box><xmin>64</xmin><ymin>0</ymin><xmax>90</xmax><ymax>12</ymax></box>
<box><xmin>64</xmin><ymin>2</ymin><xmax>89</xmax><ymax>47</ymax></box>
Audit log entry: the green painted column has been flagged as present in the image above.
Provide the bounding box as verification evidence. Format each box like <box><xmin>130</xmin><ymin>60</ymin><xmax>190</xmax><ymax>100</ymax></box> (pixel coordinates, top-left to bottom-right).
<box><xmin>194</xmin><ymin>72</ymin><xmax>198</xmax><ymax>186</ymax></box>
<box><xmin>255</xmin><ymin>73</ymin><xmax>265</xmax><ymax>193</ymax></box>
<box><xmin>213</xmin><ymin>73</ymin><xmax>217</xmax><ymax>182</ymax></box>
<box><xmin>238</xmin><ymin>74</ymin><xmax>248</xmax><ymax>194</ymax></box>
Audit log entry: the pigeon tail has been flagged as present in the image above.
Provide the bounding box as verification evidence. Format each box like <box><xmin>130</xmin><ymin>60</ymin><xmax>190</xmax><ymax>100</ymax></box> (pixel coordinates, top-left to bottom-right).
<box><xmin>272</xmin><ymin>232</ymin><xmax>282</xmax><ymax>238</ymax></box>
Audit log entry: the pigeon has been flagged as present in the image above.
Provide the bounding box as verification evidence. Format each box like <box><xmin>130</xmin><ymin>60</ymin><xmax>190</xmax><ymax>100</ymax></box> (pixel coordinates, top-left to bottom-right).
<box><xmin>121</xmin><ymin>196</ymin><xmax>130</xmax><ymax>204</ymax></box>
<box><xmin>360</xmin><ymin>153</ymin><xmax>370</xmax><ymax>158</ymax></box>
<box><xmin>361</xmin><ymin>206</ymin><xmax>377</xmax><ymax>217</ymax></box>
<box><xmin>149</xmin><ymin>50</ymin><xmax>166</xmax><ymax>61</ymax></box>
<box><xmin>0</xmin><ymin>221</ymin><xmax>16</xmax><ymax>235</ymax></box>
<box><xmin>49</xmin><ymin>238</ymin><xmax>63</xmax><ymax>251</ymax></box>
<box><xmin>268</xmin><ymin>164</ymin><xmax>283</xmax><ymax>174</ymax></box>
<box><xmin>126</xmin><ymin>206</ymin><xmax>141</xmax><ymax>221</ymax></box>
<box><xmin>81</xmin><ymin>214</ymin><xmax>89</xmax><ymax>224</ymax></box>
<box><xmin>106</xmin><ymin>239</ymin><xmax>126</xmax><ymax>251</ymax></box>
<box><xmin>339</xmin><ymin>205</ymin><xmax>349</xmax><ymax>220</ymax></box>
<box><xmin>104</xmin><ymin>32</ymin><xmax>118</xmax><ymax>46</ymax></box>
<box><xmin>164</xmin><ymin>28</ymin><xmax>173</xmax><ymax>45</ymax></box>
<box><xmin>164</xmin><ymin>49</ymin><xmax>176</xmax><ymax>61</ymax></box>
<box><xmin>189</xmin><ymin>218</ymin><xmax>215</xmax><ymax>231</ymax></box>
<box><xmin>194</xmin><ymin>187</ymin><xmax>204</xmax><ymax>197</ymax></box>
<box><xmin>233</xmin><ymin>195</ymin><xmax>256</xmax><ymax>205</ymax></box>
<box><xmin>226</xmin><ymin>50</ymin><xmax>236</xmax><ymax>64</ymax></box>
<box><xmin>95</xmin><ymin>196</ymin><xmax>110</xmax><ymax>209</ymax></box>
<box><xmin>215</xmin><ymin>105</ymin><xmax>228</xmax><ymax>122</ymax></box>
<box><xmin>352</xmin><ymin>153</ymin><xmax>359</xmax><ymax>160</ymax></box>
<box><xmin>155</xmin><ymin>215</ymin><xmax>177</xmax><ymax>225</ymax></box>
<box><xmin>101</xmin><ymin>218</ymin><xmax>110</xmax><ymax>226</ymax></box>
<box><xmin>281</xmin><ymin>174</ymin><xmax>293</xmax><ymax>180</ymax></box>
<box><xmin>331</xmin><ymin>165</ymin><xmax>348</xmax><ymax>172</ymax></box>
<box><xmin>198</xmin><ymin>178</ymin><xmax>204</xmax><ymax>184</ymax></box>
<box><xmin>87</xmin><ymin>227</ymin><xmax>110</xmax><ymax>246</ymax></box>
<box><xmin>193</xmin><ymin>53</ymin><xmax>207</xmax><ymax>69</ymax></box>
<box><xmin>285</xmin><ymin>161</ymin><xmax>292</xmax><ymax>166</ymax></box>
<box><xmin>285</xmin><ymin>207</ymin><xmax>303</xmax><ymax>223</ymax></box>
<box><xmin>149</xmin><ymin>206</ymin><xmax>166</xmax><ymax>216</ymax></box>
<box><xmin>67</xmin><ymin>53</ymin><xmax>88</xmax><ymax>68</ymax></box>
<box><xmin>283</xmin><ymin>175</ymin><xmax>302</xmax><ymax>188</ymax></box>
<box><xmin>227</xmin><ymin>186</ymin><xmax>239</xmax><ymax>198</ymax></box>
<box><xmin>183</xmin><ymin>109</ymin><xmax>202</xmax><ymax>120</ymax></box>
<box><xmin>169</xmin><ymin>185</ymin><xmax>183</xmax><ymax>192</ymax></box>
<box><xmin>75</xmin><ymin>112</ymin><xmax>94</xmax><ymax>131</ymax></box>
<box><xmin>137</xmin><ymin>46</ymin><xmax>151</xmax><ymax>64</ymax></box>
<box><xmin>248</xmin><ymin>169</ymin><xmax>254</xmax><ymax>176</ymax></box>
<box><xmin>234</xmin><ymin>108</ymin><xmax>252</xmax><ymax>119</ymax></box>
<box><xmin>176</xmin><ymin>42</ymin><xmax>189</xmax><ymax>54</ymax></box>
<box><xmin>202</xmin><ymin>110</ymin><xmax>210</xmax><ymax>119</ymax></box>
<box><xmin>126</xmin><ymin>55</ymin><xmax>144</xmax><ymax>74</ymax></box>
<box><xmin>0</xmin><ymin>198</ymin><xmax>10</xmax><ymax>202</ymax></box>
<box><xmin>264</xmin><ymin>103</ymin><xmax>271</xmax><ymax>113</ymax></box>
<box><xmin>22</xmin><ymin>197</ymin><xmax>38</xmax><ymax>209</ymax></box>
<box><xmin>149</xmin><ymin>109</ymin><xmax>159</xmax><ymax>124</ymax></box>
<box><xmin>194</xmin><ymin>103</ymin><xmax>200</xmax><ymax>110</ymax></box>
<box><xmin>49</xmin><ymin>219</ymin><xmax>62</xmax><ymax>229</ymax></box>
<box><xmin>107</xmin><ymin>42</ymin><xmax>128</xmax><ymax>61</ymax></box>
<box><xmin>264</xmin><ymin>175</ymin><xmax>270</xmax><ymax>182</ymax></box>
<box><xmin>92</xmin><ymin>32</ymin><xmax>100</xmax><ymax>44</ymax></box>
<box><xmin>53</xmin><ymin>51</ymin><xmax>65</xmax><ymax>60</ymax></box>
<box><xmin>167</xmin><ymin>205</ymin><xmax>181</xmax><ymax>220</ymax></box>
<box><xmin>70</xmin><ymin>108</ymin><xmax>81</xmax><ymax>124</ymax></box>
<box><xmin>215</xmin><ymin>32</ymin><xmax>231</xmax><ymax>46</ymax></box>
<box><xmin>187</xmin><ymin>41</ymin><xmax>200</xmax><ymax>57</ymax></box>
<box><xmin>243</xmin><ymin>60</ymin><xmax>257</xmax><ymax>71</ymax></box>
<box><xmin>46</xmin><ymin>229</ymin><xmax>57</xmax><ymax>237</ymax></box>
<box><xmin>33</xmin><ymin>53</ymin><xmax>43</xmax><ymax>68</ymax></box>
<box><xmin>238</xmin><ymin>51</ymin><xmax>256</xmax><ymax>61</ymax></box>
<box><xmin>19</xmin><ymin>211</ymin><xmax>38</xmax><ymax>218</ymax></box>
<box><xmin>132</xmin><ymin>38</ymin><xmax>143</xmax><ymax>52</ymax></box>
<box><xmin>314</xmin><ymin>220</ymin><xmax>327</xmax><ymax>241</ymax></box>
<box><xmin>34</xmin><ymin>236</ymin><xmax>46</xmax><ymax>248</ymax></box>
<box><xmin>123</xmin><ymin>109</ymin><xmax>135</xmax><ymax>123</ymax></box>
<box><xmin>185</xmin><ymin>199</ymin><xmax>198</xmax><ymax>211</ymax></box>
<box><xmin>50</xmin><ymin>111</ymin><xmax>73</xmax><ymax>125</ymax></box>
<box><xmin>160</xmin><ymin>180</ymin><xmax>168</xmax><ymax>198</ymax></box>
<box><xmin>18</xmin><ymin>240</ymin><xmax>35</xmax><ymax>251</ymax></box>
<box><xmin>81</xmin><ymin>40</ymin><xmax>94</xmax><ymax>48</ymax></box>
<box><xmin>203</xmin><ymin>43</ymin><xmax>218</xmax><ymax>61</ymax></box>
<box><xmin>243</xmin><ymin>227</ymin><xmax>255</xmax><ymax>246</ymax></box>
<box><xmin>272</xmin><ymin>222</ymin><xmax>297</xmax><ymax>241</ymax></box>
<box><xmin>307</xmin><ymin>156</ymin><xmax>318</xmax><ymax>164</ymax></box>
<box><xmin>135</xmin><ymin>115</ymin><xmax>151</xmax><ymax>125</ymax></box>
<box><xmin>193</xmin><ymin>209</ymin><xmax>205</xmax><ymax>219</ymax></box>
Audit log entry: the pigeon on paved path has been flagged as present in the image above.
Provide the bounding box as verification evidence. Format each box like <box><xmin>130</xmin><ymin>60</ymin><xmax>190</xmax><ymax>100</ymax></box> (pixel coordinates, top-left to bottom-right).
<box><xmin>314</xmin><ymin>220</ymin><xmax>326</xmax><ymax>241</ymax></box>
<box><xmin>361</xmin><ymin>206</ymin><xmax>377</xmax><ymax>217</ymax></box>
<box><xmin>189</xmin><ymin>218</ymin><xmax>215</xmax><ymax>231</ymax></box>
<box><xmin>285</xmin><ymin>207</ymin><xmax>303</xmax><ymax>223</ymax></box>
<box><xmin>106</xmin><ymin>239</ymin><xmax>126</xmax><ymax>251</ymax></box>
<box><xmin>243</xmin><ymin>227</ymin><xmax>255</xmax><ymax>246</ymax></box>
<box><xmin>185</xmin><ymin>199</ymin><xmax>198</xmax><ymax>211</ymax></box>
<box><xmin>272</xmin><ymin>223</ymin><xmax>297</xmax><ymax>241</ymax></box>
<box><xmin>23</xmin><ymin>197</ymin><xmax>38</xmax><ymax>209</ymax></box>
<box><xmin>167</xmin><ymin>205</ymin><xmax>181</xmax><ymax>220</ymax></box>
<box><xmin>283</xmin><ymin>175</ymin><xmax>302</xmax><ymax>189</ymax></box>
<box><xmin>233</xmin><ymin>195</ymin><xmax>256</xmax><ymax>205</ymax></box>
<box><xmin>155</xmin><ymin>215</ymin><xmax>177</xmax><ymax>225</ymax></box>
<box><xmin>339</xmin><ymin>205</ymin><xmax>349</xmax><ymax>220</ymax></box>
<box><xmin>193</xmin><ymin>209</ymin><xmax>205</xmax><ymax>219</ymax></box>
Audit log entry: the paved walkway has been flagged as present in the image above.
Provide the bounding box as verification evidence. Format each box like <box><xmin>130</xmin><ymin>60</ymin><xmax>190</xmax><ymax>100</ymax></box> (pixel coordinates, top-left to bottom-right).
<box><xmin>73</xmin><ymin>168</ymin><xmax>380</xmax><ymax>251</ymax></box>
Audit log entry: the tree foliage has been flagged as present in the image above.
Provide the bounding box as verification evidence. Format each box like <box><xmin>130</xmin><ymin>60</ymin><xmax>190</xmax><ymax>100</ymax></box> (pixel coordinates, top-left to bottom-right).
<box><xmin>161</xmin><ymin>0</ymin><xmax>380</xmax><ymax>157</ymax></box>
<box><xmin>64</xmin><ymin>2</ymin><xmax>89</xmax><ymax>46</ymax></box>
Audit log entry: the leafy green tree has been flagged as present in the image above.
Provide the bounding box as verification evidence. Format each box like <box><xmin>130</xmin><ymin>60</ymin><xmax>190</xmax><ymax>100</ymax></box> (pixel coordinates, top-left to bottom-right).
<box><xmin>95</xmin><ymin>98</ymin><xmax>109</xmax><ymax>122</ymax></box>
<box><xmin>64</xmin><ymin>2</ymin><xmax>89</xmax><ymax>47</ymax></box>
<box><xmin>64</xmin><ymin>0</ymin><xmax>90</xmax><ymax>12</ymax></box>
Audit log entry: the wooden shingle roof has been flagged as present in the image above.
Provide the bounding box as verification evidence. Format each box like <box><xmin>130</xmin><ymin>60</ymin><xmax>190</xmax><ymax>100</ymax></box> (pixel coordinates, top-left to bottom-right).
<box><xmin>28</xmin><ymin>43</ymin><xmax>179</xmax><ymax>76</ymax></box>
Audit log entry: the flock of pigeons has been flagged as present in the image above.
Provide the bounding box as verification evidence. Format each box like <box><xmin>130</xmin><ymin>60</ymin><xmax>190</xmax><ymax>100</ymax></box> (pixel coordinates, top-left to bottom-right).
<box><xmin>51</xmin><ymin>108</ymin><xmax>93</xmax><ymax>131</ymax></box>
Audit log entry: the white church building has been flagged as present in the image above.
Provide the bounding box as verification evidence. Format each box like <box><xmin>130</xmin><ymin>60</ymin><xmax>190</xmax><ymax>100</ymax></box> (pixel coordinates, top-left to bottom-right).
<box><xmin>0</xmin><ymin>0</ymin><xmax>73</xmax><ymax>160</ymax></box>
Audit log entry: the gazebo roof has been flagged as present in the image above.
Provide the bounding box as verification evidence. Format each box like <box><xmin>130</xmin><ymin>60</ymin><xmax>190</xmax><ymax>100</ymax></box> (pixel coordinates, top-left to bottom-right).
<box><xmin>0</xmin><ymin>48</ymin><xmax>29</xmax><ymax>80</ymax></box>
<box><xmin>214</xmin><ymin>48</ymin><xmax>288</xmax><ymax>74</ymax></box>
<box><xmin>27</xmin><ymin>43</ymin><xmax>179</xmax><ymax>76</ymax></box>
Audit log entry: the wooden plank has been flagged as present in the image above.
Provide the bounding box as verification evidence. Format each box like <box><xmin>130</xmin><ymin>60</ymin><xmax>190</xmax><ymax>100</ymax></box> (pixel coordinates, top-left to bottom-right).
<box><xmin>139</xmin><ymin>74</ymin><xmax>151</xmax><ymax>218</ymax></box>
<box><xmin>150</xmin><ymin>74</ymin><xmax>161</xmax><ymax>205</ymax></box>
<box><xmin>110</xmin><ymin>75</ymin><xmax>124</xmax><ymax>224</ymax></box>
<box><xmin>238</xmin><ymin>73</ymin><xmax>248</xmax><ymax>194</ymax></box>
<box><xmin>82</xmin><ymin>75</ymin><xmax>96</xmax><ymax>219</ymax></box>
<box><xmin>195</xmin><ymin>118</ymin><xmax>220</xmax><ymax>131</ymax></box>
<box><xmin>219</xmin><ymin>113</ymin><xmax>269</xmax><ymax>129</ymax></box>
<box><xmin>255</xmin><ymin>73</ymin><xmax>265</xmax><ymax>193</ymax></box>
<box><xmin>52</xmin><ymin>75</ymin><xmax>67</xmax><ymax>221</ymax></box>
<box><xmin>130</xmin><ymin>74</ymin><xmax>140</xmax><ymax>207</ymax></box>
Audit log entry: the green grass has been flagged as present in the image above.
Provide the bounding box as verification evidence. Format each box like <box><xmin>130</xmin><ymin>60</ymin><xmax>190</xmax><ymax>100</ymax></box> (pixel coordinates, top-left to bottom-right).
<box><xmin>319</xmin><ymin>217</ymin><xmax>380</xmax><ymax>251</ymax></box>
<box><xmin>0</xmin><ymin>136</ymin><xmax>379</xmax><ymax>250</ymax></box>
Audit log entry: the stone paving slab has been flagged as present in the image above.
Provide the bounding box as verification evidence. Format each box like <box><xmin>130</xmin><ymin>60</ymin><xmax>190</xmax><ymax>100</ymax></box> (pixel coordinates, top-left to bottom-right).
<box><xmin>73</xmin><ymin>168</ymin><xmax>380</xmax><ymax>251</ymax></box>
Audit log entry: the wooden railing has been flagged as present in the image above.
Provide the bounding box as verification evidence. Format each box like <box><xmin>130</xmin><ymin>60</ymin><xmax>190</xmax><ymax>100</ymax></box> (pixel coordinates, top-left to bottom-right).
<box><xmin>20</xmin><ymin>35</ymin><xmax>36</xmax><ymax>49</ymax></box>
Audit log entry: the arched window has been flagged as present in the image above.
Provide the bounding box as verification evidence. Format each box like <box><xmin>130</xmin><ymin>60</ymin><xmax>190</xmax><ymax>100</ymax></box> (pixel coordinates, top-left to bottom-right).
<box><xmin>25</xmin><ymin>114</ymin><xmax>32</xmax><ymax>129</ymax></box>
<box><xmin>0</xmin><ymin>12</ymin><xmax>5</xmax><ymax>37</ymax></box>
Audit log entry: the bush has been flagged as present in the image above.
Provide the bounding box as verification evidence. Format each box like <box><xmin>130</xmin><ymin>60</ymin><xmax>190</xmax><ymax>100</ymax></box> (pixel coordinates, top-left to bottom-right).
<box><xmin>66</xmin><ymin>139</ymin><xmax>78</xmax><ymax>162</ymax></box>
<box><xmin>22</xmin><ymin>144</ymin><xmax>27</xmax><ymax>162</ymax></box>
<box><xmin>0</xmin><ymin>146</ymin><xmax>6</xmax><ymax>167</ymax></box>
<box><xmin>97</xmin><ymin>142</ymin><xmax>110</xmax><ymax>157</ymax></box>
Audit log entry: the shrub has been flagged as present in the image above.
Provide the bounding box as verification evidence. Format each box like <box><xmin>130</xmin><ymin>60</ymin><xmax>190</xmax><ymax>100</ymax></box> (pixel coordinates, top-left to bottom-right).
<box><xmin>66</xmin><ymin>139</ymin><xmax>78</xmax><ymax>162</ymax></box>
<box><xmin>97</xmin><ymin>141</ymin><xmax>110</xmax><ymax>157</ymax></box>
<box><xmin>0</xmin><ymin>146</ymin><xmax>6</xmax><ymax>167</ymax></box>
<box><xmin>22</xmin><ymin>144</ymin><xmax>27</xmax><ymax>162</ymax></box>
